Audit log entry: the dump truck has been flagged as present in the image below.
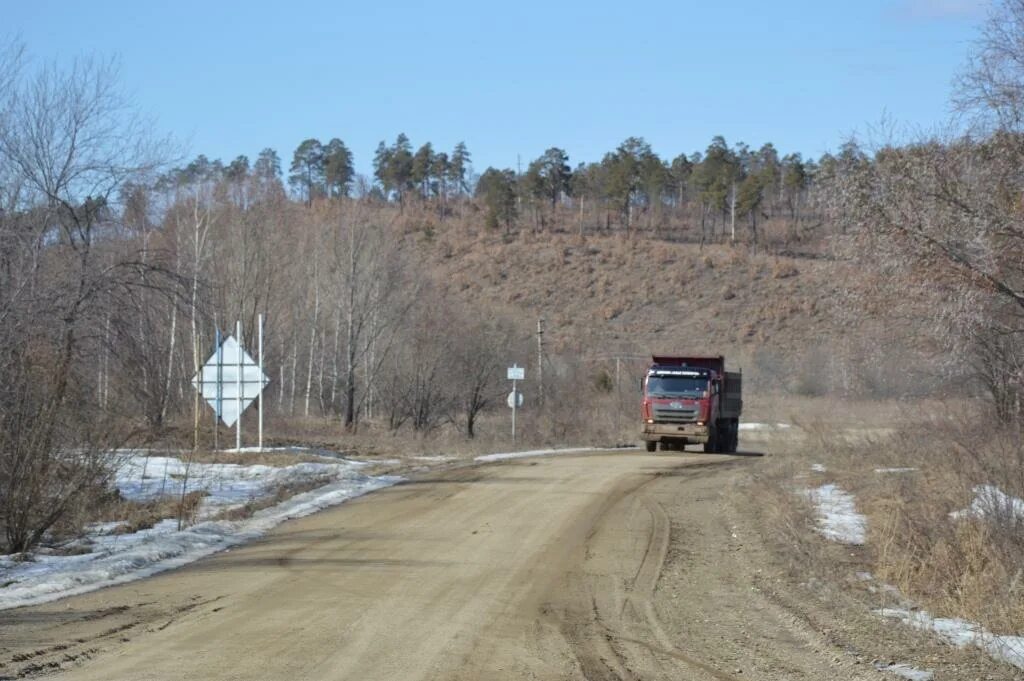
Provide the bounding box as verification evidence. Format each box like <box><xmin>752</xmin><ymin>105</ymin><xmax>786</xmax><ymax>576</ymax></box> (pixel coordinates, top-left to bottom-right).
<box><xmin>640</xmin><ymin>355</ymin><xmax>742</xmax><ymax>453</ymax></box>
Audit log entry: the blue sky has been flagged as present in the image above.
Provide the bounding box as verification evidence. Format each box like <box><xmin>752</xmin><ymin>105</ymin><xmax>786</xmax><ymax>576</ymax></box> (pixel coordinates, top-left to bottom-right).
<box><xmin>8</xmin><ymin>0</ymin><xmax>989</xmax><ymax>177</ymax></box>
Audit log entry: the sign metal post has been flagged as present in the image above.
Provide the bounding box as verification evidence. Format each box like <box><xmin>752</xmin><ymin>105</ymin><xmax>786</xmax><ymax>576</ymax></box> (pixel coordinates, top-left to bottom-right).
<box><xmin>507</xmin><ymin>364</ymin><xmax>525</xmax><ymax>443</ymax></box>
<box><xmin>235</xmin><ymin>320</ymin><xmax>242</xmax><ymax>452</ymax></box>
<box><xmin>258</xmin><ymin>314</ymin><xmax>264</xmax><ymax>452</ymax></box>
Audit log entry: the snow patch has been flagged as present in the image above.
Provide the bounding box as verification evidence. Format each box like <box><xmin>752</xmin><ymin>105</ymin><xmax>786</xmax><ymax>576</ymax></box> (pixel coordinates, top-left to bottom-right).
<box><xmin>474</xmin><ymin>447</ymin><xmax>609</xmax><ymax>463</ymax></box>
<box><xmin>875</xmin><ymin>467</ymin><xmax>918</xmax><ymax>474</ymax></box>
<box><xmin>950</xmin><ymin>485</ymin><xmax>1024</xmax><ymax>523</ymax></box>
<box><xmin>810</xmin><ymin>463</ymin><xmax>827</xmax><ymax>473</ymax></box>
<box><xmin>803</xmin><ymin>484</ymin><xmax>866</xmax><ymax>545</ymax></box>
<box><xmin>738</xmin><ymin>422</ymin><xmax>792</xmax><ymax>431</ymax></box>
<box><xmin>0</xmin><ymin>455</ymin><xmax>401</xmax><ymax>611</ymax></box>
<box><xmin>113</xmin><ymin>455</ymin><xmax>369</xmax><ymax>516</ymax></box>
<box><xmin>879</xmin><ymin>608</ymin><xmax>1024</xmax><ymax>670</ymax></box>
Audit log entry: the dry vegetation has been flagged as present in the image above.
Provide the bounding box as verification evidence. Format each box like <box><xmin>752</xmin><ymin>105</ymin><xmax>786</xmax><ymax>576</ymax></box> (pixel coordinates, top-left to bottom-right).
<box><xmin>748</xmin><ymin>403</ymin><xmax>1024</xmax><ymax>641</ymax></box>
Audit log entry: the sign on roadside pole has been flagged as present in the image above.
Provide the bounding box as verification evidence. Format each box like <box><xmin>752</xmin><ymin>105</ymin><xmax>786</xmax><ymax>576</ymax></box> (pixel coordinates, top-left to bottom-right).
<box><xmin>192</xmin><ymin>316</ymin><xmax>269</xmax><ymax>451</ymax></box>
<box><xmin>507</xmin><ymin>364</ymin><xmax>525</xmax><ymax>442</ymax></box>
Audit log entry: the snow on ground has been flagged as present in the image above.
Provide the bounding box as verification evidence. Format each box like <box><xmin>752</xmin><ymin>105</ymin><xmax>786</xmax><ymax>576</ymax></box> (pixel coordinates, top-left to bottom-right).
<box><xmin>857</xmin><ymin>572</ymin><xmax>907</xmax><ymax>603</ymax></box>
<box><xmin>0</xmin><ymin>453</ymin><xmax>400</xmax><ymax>611</ymax></box>
<box><xmin>474</xmin><ymin>446</ymin><xmax>615</xmax><ymax>463</ymax></box>
<box><xmin>875</xmin><ymin>467</ymin><xmax>918</xmax><ymax>474</ymax></box>
<box><xmin>115</xmin><ymin>455</ymin><xmax>372</xmax><ymax>516</ymax></box>
<box><xmin>803</xmin><ymin>483</ymin><xmax>867</xmax><ymax>545</ymax></box>
<box><xmin>810</xmin><ymin>463</ymin><xmax>827</xmax><ymax>473</ymax></box>
<box><xmin>738</xmin><ymin>422</ymin><xmax>792</xmax><ymax>431</ymax></box>
<box><xmin>950</xmin><ymin>485</ymin><xmax>1024</xmax><ymax>523</ymax></box>
<box><xmin>879</xmin><ymin>608</ymin><xmax>1024</xmax><ymax>671</ymax></box>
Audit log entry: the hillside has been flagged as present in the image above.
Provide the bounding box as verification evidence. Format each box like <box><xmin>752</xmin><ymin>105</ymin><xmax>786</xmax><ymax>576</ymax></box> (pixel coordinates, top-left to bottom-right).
<box><xmin>422</xmin><ymin>226</ymin><xmax>849</xmax><ymax>392</ymax></box>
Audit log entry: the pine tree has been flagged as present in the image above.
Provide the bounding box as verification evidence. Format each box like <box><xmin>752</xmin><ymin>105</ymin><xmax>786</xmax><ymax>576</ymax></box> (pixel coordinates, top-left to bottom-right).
<box><xmin>448</xmin><ymin>142</ymin><xmax>472</xmax><ymax>196</ymax></box>
<box><xmin>411</xmin><ymin>142</ymin><xmax>435</xmax><ymax>198</ymax></box>
<box><xmin>323</xmin><ymin>138</ymin><xmax>354</xmax><ymax>197</ymax></box>
<box><xmin>289</xmin><ymin>138</ymin><xmax>325</xmax><ymax>204</ymax></box>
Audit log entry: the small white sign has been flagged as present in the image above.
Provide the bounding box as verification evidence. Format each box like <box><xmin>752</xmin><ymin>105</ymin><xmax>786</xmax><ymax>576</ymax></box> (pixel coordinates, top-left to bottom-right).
<box><xmin>507</xmin><ymin>390</ymin><xmax>524</xmax><ymax>408</ymax></box>
<box><xmin>507</xmin><ymin>366</ymin><xmax>525</xmax><ymax>381</ymax></box>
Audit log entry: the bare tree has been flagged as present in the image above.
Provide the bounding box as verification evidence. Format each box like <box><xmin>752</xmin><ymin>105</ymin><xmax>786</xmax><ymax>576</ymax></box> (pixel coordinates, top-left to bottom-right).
<box><xmin>955</xmin><ymin>0</ymin><xmax>1024</xmax><ymax>133</ymax></box>
<box><xmin>0</xmin><ymin>53</ymin><xmax>178</xmax><ymax>552</ymax></box>
<box><xmin>329</xmin><ymin>203</ymin><xmax>414</xmax><ymax>428</ymax></box>
<box><xmin>447</xmin><ymin>315</ymin><xmax>510</xmax><ymax>438</ymax></box>
<box><xmin>829</xmin><ymin>131</ymin><xmax>1024</xmax><ymax>421</ymax></box>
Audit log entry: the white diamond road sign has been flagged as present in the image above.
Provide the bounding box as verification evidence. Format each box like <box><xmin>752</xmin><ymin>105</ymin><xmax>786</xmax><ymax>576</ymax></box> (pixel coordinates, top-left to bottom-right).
<box><xmin>192</xmin><ymin>336</ymin><xmax>269</xmax><ymax>427</ymax></box>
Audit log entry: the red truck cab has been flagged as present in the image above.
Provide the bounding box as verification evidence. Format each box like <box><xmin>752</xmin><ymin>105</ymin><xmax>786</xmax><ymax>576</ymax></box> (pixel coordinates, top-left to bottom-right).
<box><xmin>640</xmin><ymin>355</ymin><xmax>742</xmax><ymax>453</ymax></box>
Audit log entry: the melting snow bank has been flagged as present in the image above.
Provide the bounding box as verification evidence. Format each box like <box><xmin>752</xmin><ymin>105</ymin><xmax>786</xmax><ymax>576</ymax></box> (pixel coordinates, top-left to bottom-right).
<box><xmin>474</xmin><ymin>446</ymin><xmax>616</xmax><ymax>463</ymax></box>
<box><xmin>950</xmin><ymin>485</ymin><xmax>1024</xmax><ymax>522</ymax></box>
<box><xmin>879</xmin><ymin>608</ymin><xmax>1024</xmax><ymax>671</ymax></box>
<box><xmin>0</xmin><ymin>470</ymin><xmax>400</xmax><ymax>611</ymax></box>
<box><xmin>803</xmin><ymin>484</ymin><xmax>866</xmax><ymax>544</ymax></box>
<box><xmin>115</xmin><ymin>455</ymin><xmax>374</xmax><ymax>514</ymax></box>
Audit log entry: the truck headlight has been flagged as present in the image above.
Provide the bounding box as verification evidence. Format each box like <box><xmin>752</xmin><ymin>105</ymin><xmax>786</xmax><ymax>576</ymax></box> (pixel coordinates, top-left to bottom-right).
<box><xmin>697</xmin><ymin>421</ymin><xmax>704</xmax><ymax>426</ymax></box>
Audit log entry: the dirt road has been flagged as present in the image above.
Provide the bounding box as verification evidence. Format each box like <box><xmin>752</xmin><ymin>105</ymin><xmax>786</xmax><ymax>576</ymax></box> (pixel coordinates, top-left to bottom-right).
<box><xmin>1</xmin><ymin>452</ymin><xmax>880</xmax><ymax>680</ymax></box>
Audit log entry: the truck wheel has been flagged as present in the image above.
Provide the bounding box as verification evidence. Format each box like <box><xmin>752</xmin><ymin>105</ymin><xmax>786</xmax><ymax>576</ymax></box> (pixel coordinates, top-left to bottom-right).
<box><xmin>645</xmin><ymin>440</ymin><xmax>656</xmax><ymax>452</ymax></box>
<box><xmin>729</xmin><ymin>422</ymin><xmax>740</xmax><ymax>453</ymax></box>
<box><xmin>703</xmin><ymin>428</ymin><xmax>719</xmax><ymax>453</ymax></box>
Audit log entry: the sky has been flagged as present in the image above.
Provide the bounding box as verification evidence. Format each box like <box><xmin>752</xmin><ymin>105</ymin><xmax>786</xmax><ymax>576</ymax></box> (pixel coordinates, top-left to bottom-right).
<box><xmin>6</xmin><ymin>0</ymin><xmax>991</xmax><ymax>177</ymax></box>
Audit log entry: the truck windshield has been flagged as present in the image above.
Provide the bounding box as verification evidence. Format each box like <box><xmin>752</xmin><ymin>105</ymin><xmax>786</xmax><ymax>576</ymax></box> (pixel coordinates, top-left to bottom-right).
<box><xmin>647</xmin><ymin>376</ymin><xmax>708</xmax><ymax>398</ymax></box>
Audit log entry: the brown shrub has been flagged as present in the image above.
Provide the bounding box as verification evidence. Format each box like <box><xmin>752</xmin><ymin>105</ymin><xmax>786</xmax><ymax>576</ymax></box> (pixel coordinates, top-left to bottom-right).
<box><xmin>772</xmin><ymin>261</ymin><xmax>799</xmax><ymax>279</ymax></box>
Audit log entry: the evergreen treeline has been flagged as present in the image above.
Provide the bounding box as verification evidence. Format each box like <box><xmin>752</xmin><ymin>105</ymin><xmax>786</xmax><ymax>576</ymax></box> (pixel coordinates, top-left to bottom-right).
<box><xmin>163</xmin><ymin>132</ymin><xmax>845</xmax><ymax>248</ymax></box>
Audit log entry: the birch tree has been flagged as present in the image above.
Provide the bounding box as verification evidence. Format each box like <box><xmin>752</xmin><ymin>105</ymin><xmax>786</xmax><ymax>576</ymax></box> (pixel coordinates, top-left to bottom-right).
<box><xmin>330</xmin><ymin>204</ymin><xmax>413</xmax><ymax>428</ymax></box>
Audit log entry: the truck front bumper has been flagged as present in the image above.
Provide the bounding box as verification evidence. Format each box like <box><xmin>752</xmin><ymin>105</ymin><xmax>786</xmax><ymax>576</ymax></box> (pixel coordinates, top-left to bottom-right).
<box><xmin>641</xmin><ymin>423</ymin><xmax>709</xmax><ymax>443</ymax></box>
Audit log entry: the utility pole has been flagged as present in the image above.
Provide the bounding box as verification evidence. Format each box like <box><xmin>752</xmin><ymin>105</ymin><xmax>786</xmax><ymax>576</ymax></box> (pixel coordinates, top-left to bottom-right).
<box><xmin>615</xmin><ymin>357</ymin><xmax>622</xmax><ymax>435</ymax></box>
<box><xmin>537</xmin><ymin>318</ymin><xmax>545</xmax><ymax>407</ymax></box>
<box><xmin>517</xmin><ymin>154</ymin><xmax>522</xmax><ymax>210</ymax></box>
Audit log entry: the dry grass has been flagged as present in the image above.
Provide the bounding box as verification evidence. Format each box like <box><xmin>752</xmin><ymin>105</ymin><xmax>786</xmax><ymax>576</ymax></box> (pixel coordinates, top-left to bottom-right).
<box><xmin>863</xmin><ymin>423</ymin><xmax>1024</xmax><ymax>632</ymax></box>
<box><xmin>429</xmin><ymin>230</ymin><xmax>837</xmax><ymax>363</ymax></box>
<box><xmin>752</xmin><ymin>401</ymin><xmax>1024</xmax><ymax>637</ymax></box>
<box><xmin>211</xmin><ymin>475</ymin><xmax>335</xmax><ymax>522</ymax></box>
<box><xmin>99</xmin><ymin>491</ymin><xmax>208</xmax><ymax>534</ymax></box>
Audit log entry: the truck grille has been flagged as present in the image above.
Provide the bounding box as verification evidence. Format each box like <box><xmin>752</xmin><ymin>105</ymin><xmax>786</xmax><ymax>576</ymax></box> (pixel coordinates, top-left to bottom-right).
<box><xmin>652</xmin><ymin>405</ymin><xmax>699</xmax><ymax>424</ymax></box>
